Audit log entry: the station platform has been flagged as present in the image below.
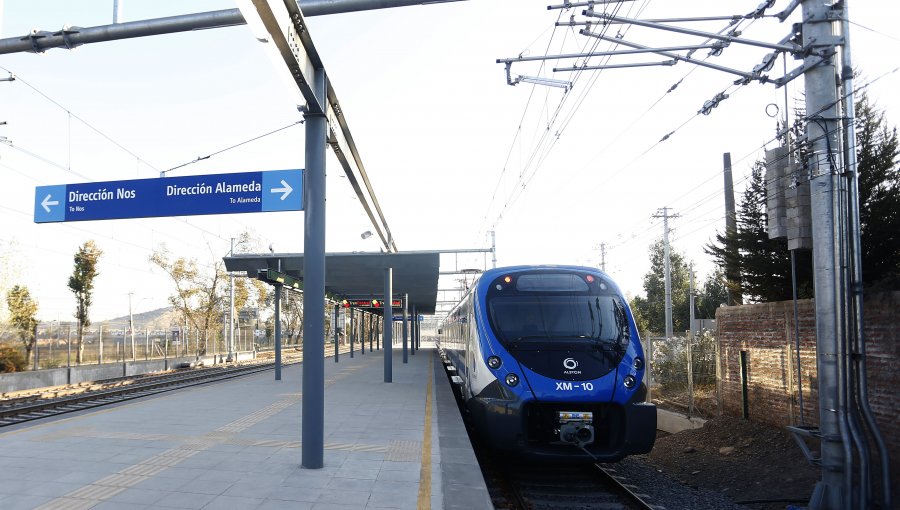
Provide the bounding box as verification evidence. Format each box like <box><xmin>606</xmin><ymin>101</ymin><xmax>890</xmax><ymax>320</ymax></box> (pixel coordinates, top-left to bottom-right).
<box><xmin>0</xmin><ymin>346</ymin><xmax>493</xmax><ymax>510</ymax></box>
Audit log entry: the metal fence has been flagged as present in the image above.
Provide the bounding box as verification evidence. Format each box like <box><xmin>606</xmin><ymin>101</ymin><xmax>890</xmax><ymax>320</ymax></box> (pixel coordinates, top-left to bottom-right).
<box><xmin>0</xmin><ymin>324</ymin><xmax>235</xmax><ymax>371</ymax></box>
<box><xmin>642</xmin><ymin>330</ymin><xmax>720</xmax><ymax>420</ymax></box>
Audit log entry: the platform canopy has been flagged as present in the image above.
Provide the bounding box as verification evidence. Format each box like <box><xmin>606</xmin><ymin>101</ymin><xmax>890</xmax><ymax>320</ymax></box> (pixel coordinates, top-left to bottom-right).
<box><xmin>223</xmin><ymin>251</ymin><xmax>442</xmax><ymax>314</ymax></box>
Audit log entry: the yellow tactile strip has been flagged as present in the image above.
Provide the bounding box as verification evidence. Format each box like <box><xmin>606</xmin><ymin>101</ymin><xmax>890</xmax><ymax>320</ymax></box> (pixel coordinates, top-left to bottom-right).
<box><xmin>386</xmin><ymin>440</ymin><xmax>423</xmax><ymax>462</ymax></box>
<box><xmin>416</xmin><ymin>358</ymin><xmax>434</xmax><ymax>510</ymax></box>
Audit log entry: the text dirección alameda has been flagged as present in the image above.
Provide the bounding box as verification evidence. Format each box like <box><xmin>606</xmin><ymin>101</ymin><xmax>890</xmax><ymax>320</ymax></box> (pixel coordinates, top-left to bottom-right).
<box><xmin>67</xmin><ymin>181</ymin><xmax>263</xmax><ymax>202</ymax></box>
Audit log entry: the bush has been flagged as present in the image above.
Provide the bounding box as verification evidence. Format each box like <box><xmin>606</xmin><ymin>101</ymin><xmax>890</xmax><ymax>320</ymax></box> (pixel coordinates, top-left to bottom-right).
<box><xmin>649</xmin><ymin>330</ymin><xmax>718</xmax><ymax>391</ymax></box>
<box><xmin>0</xmin><ymin>344</ymin><xmax>27</xmax><ymax>373</ymax></box>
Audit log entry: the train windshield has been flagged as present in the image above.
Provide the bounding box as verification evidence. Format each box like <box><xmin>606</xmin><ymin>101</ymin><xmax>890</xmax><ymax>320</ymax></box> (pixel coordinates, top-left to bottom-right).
<box><xmin>486</xmin><ymin>272</ymin><xmax>630</xmax><ymax>350</ymax></box>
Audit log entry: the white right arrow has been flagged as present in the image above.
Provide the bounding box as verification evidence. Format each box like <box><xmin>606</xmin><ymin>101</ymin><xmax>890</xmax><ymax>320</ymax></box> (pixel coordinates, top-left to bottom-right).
<box><xmin>271</xmin><ymin>179</ymin><xmax>293</xmax><ymax>201</ymax></box>
<box><xmin>41</xmin><ymin>194</ymin><xmax>59</xmax><ymax>213</ymax></box>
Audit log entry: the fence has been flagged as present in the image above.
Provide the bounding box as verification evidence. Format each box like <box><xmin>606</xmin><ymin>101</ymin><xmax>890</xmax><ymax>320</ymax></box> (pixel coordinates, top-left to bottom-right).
<box><xmin>643</xmin><ymin>330</ymin><xmax>720</xmax><ymax>419</ymax></box>
<box><xmin>0</xmin><ymin>324</ymin><xmax>237</xmax><ymax>371</ymax></box>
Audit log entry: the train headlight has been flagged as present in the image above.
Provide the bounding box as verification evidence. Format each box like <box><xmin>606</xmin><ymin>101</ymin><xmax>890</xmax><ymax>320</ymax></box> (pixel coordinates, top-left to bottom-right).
<box><xmin>505</xmin><ymin>373</ymin><xmax>519</xmax><ymax>387</ymax></box>
<box><xmin>487</xmin><ymin>356</ymin><xmax>502</xmax><ymax>369</ymax></box>
<box><xmin>623</xmin><ymin>375</ymin><xmax>636</xmax><ymax>389</ymax></box>
<box><xmin>633</xmin><ymin>357</ymin><xmax>644</xmax><ymax>370</ymax></box>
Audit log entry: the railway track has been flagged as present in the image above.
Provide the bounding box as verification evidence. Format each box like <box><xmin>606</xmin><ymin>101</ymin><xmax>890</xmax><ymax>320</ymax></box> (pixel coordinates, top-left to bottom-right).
<box><xmin>481</xmin><ymin>449</ymin><xmax>657</xmax><ymax>510</ymax></box>
<box><xmin>0</xmin><ymin>356</ymin><xmax>301</xmax><ymax>428</ymax></box>
<box><xmin>439</xmin><ymin>352</ymin><xmax>658</xmax><ymax>510</ymax></box>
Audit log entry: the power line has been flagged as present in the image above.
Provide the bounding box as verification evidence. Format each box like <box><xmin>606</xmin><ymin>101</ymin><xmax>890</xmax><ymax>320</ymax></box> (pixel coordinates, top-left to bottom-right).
<box><xmin>0</xmin><ymin>66</ymin><xmax>288</xmax><ymax>252</ymax></box>
<box><xmin>0</xmin><ymin>65</ymin><xmax>162</xmax><ymax>173</ymax></box>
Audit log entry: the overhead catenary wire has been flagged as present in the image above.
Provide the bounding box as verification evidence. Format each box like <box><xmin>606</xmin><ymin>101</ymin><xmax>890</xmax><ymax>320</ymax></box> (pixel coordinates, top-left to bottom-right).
<box><xmin>0</xmin><ymin>65</ymin><xmax>162</xmax><ymax>174</ymax></box>
<box><xmin>580</xmin><ymin>67</ymin><xmax>899</xmax><ymax>263</ymax></box>
<box><xmin>479</xmin><ymin>0</ymin><xmax>787</xmax><ymax>246</ymax></box>
<box><xmin>483</xmin><ymin>0</ymin><xmax>649</xmax><ymax>234</ymax></box>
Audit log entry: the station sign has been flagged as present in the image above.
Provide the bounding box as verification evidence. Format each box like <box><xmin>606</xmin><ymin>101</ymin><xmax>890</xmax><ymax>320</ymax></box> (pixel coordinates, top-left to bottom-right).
<box><xmin>257</xmin><ymin>269</ymin><xmax>302</xmax><ymax>290</ymax></box>
<box><xmin>341</xmin><ymin>299</ymin><xmax>402</xmax><ymax>309</ymax></box>
<box><xmin>34</xmin><ymin>169</ymin><xmax>303</xmax><ymax>223</ymax></box>
<box><xmin>392</xmin><ymin>315</ymin><xmax>424</xmax><ymax>322</ymax></box>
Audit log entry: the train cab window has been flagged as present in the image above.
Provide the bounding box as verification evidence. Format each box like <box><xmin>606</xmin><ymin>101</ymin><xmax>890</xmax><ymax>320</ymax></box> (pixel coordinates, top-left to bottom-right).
<box><xmin>487</xmin><ymin>271</ymin><xmax>630</xmax><ymax>350</ymax></box>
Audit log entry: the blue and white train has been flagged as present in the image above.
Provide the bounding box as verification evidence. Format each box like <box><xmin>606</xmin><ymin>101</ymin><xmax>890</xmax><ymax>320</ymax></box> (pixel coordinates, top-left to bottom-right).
<box><xmin>438</xmin><ymin>265</ymin><xmax>656</xmax><ymax>461</ymax></box>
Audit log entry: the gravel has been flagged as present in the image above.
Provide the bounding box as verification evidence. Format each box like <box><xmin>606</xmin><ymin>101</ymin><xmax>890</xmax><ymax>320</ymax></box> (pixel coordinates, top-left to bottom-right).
<box><xmin>601</xmin><ymin>458</ymin><xmax>747</xmax><ymax>510</ymax></box>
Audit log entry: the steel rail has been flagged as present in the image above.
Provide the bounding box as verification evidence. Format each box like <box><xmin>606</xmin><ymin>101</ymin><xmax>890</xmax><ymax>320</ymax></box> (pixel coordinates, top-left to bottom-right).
<box><xmin>594</xmin><ymin>463</ymin><xmax>657</xmax><ymax>510</ymax></box>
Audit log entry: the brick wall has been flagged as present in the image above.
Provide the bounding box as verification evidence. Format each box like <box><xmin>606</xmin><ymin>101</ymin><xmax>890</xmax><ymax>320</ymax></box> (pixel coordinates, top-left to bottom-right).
<box><xmin>716</xmin><ymin>292</ymin><xmax>899</xmax><ymax>498</ymax></box>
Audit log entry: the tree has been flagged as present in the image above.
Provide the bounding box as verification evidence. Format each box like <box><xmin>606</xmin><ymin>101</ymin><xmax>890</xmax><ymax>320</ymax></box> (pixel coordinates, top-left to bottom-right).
<box><xmin>708</xmin><ymin>87</ymin><xmax>899</xmax><ymax>300</ymax></box>
<box><xmin>68</xmin><ymin>240</ymin><xmax>103</xmax><ymax>363</ymax></box>
<box><xmin>0</xmin><ymin>239</ymin><xmax>23</xmax><ymax>338</ymax></box>
<box><xmin>629</xmin><ymin>239</ymin><xmax>691</xmax><ymax>335</ymax></box>
<box><xmin>149</xmin><ymin>246</ymin><xmax>226</xmax><ymax>347</ymax></box>
<box><xmin>855</xmin><ymin>92</ymin><xmax>900</xmax><ymax>289</ymax></box>
<box><xmin>695</xmin><ymin>268</ymin><xmax>729</xmax><ymax>320</ymax></box>
<box><xmin>6</xmin><ymin>285</ymin><xmax>39</xmax><ymax>366</ymax></box>
<box><xmin>0</xmin><ymin>345</ymin><xmax>27</xmax><ymax>373</ymax></box>
<box><xmin>279</xmin><ymin>290</ymin><xmax>304</xmax><ymax>345</ymax></box>
<box><xmin>706</xmin><ymin>162</ymin><xmax>814</xmax><ymax>303</ymax></box>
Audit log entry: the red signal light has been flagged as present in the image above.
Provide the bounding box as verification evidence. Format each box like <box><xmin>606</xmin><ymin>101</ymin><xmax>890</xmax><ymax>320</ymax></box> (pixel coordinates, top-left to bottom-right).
<box><xmin>342</xmin><ymin>300</ymin><xmax>350</xmax><ymax>308</ymax></box>
<box><xmin>372</xmin><ymin>300</ymin><xmax>381</xmax><ymax>308</ymax></box>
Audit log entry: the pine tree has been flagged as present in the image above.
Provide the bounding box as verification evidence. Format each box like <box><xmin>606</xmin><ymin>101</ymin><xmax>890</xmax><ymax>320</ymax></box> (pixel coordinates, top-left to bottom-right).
<box><xmin>706</xmin><ymin>163</ymin><xmax>813</xmax><ymax>302</ymax></box>
<box><xmin>855</xmin><ymin>92</ymin><xmax>900</xmax><ymax>289</ymax></box>
<box><xmin>707</xmin><ymin>88</ymin><xmax>897</xmax><ymax>298</ymax></box>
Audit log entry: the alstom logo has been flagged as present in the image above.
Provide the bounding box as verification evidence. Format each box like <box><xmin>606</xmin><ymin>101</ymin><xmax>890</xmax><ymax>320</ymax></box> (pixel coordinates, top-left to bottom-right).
<box><xmin>563</xmin><ymin>358</ymin><xmax>581</xmax><ymax>374</ymax></box>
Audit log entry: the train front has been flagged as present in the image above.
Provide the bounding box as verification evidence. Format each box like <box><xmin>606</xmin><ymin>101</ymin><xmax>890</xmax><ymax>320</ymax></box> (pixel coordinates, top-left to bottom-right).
<box><xmin>469</xmin><ymin>266</ymin><xmax>656</xmax><ymax>461</ymax></box>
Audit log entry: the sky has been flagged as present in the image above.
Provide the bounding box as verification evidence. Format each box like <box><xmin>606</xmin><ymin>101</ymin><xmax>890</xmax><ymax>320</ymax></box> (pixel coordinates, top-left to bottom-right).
<box><xmin>0</xmin><ymin>0</ymin><xmax>898</xmax><ymax>323</ymax></box>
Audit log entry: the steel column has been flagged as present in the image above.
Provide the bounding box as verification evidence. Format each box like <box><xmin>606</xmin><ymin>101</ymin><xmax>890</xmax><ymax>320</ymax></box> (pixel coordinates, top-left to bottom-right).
<box><xmin>383</xmin><ymin>268</ymin><xmax>392</xmax><ymax>382</ymax></box>
<box><xmin>301</xmin><ymin>66</ymin><xmax>327</xmax><ymax>470</ymax></box>
<box><xmin>402</xmin><ymin>294</ymin><xmax>409</xmax><ymax>364</ymax></box>
<box><xmin>334</xmin><ymin>304</ymin><xmax>339</xmax><ymax>363</ymax></box>
<box><xmin>410</xmin><ymin>305</ymin><xmax>416</xmax><ymax>355</ymax></box>
<box><xmin>803</xmin><ymin>0</ymin><xmax>847</xmax><ymax>506</ymax></box>
<box><xmin>274</xmin><ymin>283</ymin><xmax>282</xmax><ymax>381</ymax></box>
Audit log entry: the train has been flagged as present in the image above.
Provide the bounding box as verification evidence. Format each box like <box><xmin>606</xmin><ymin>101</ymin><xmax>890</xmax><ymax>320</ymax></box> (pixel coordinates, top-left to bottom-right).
<box><xmin>438</xmin><ymin>265</ymin><xmax>656</xmax><ymax>462</ymax></box>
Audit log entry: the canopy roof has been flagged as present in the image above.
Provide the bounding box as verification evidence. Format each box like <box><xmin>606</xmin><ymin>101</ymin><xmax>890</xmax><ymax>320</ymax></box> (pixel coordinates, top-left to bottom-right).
<box><xmin>223</xmin><ymin>251</ymin><xmax>441</xmax><ymax>314</ymax></box>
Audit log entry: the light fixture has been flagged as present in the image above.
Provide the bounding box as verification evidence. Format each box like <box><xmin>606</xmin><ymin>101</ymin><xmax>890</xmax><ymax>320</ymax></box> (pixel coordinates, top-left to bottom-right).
<box><xmin>361</xmin><ymin>231</ymin><xmax>373</xmax><ymax>240</ymax></box>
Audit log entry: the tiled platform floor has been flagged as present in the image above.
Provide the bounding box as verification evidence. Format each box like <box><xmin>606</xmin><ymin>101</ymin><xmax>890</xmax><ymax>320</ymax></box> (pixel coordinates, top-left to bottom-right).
<box><xmin>0</xmin><ymin>346</ymin><xmax>491</xmax><ymax>509</ymax></box>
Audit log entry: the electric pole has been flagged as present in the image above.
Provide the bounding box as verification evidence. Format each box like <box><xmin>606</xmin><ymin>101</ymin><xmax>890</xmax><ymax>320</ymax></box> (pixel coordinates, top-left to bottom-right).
<box><xmin>652</xmin><ymin>207</ymin><xmax>679</xmax><ymax>341</ymax></box>
<box><xmin>228</xmin><ymin>237</ymin><xmax>235</xmax><ymax>361</ymax></box>
<box><xmin>128</xmin><ymin>292</ymin><xmax>135</xmax><ymax>361</ymax></box>
<box><xmin>722</xmin><ymin>152</ymin><xmax>742</xmax><ymax>305</ymax></box>
<box><xmin>490</xmin><ymin>230</ymin><xmax>497</xmax><ymax>268</ymax></box>
<box><xmin>600</xmin><ymin>243</ymin><xmax>607</xmax><ymax>273</ymax></box>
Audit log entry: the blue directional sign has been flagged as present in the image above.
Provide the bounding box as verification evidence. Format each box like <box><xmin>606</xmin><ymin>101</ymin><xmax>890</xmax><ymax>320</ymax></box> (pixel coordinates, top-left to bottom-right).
<box><xmin>34</xmin><ymin>169</ymin><xmax>303</xmax><ymax>223</ymax></box>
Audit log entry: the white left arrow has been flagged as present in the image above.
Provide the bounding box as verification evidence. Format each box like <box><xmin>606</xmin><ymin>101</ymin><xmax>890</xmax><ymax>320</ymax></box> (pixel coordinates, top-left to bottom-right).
<box><xmin>41</xmin><ymin>194</ymin><xmax>59</xmax><ymax>213</ymax></box>
<box><xmin>271</xmin><ymin>179</ymin><xmax>293</xmax><ymax>201</ymax></box>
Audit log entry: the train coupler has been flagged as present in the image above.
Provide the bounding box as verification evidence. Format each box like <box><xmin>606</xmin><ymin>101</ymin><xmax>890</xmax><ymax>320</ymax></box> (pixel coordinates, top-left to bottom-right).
<box><xmin>555</xmin><ymin>411</ymin><xmax>595</xmax><ymax>447</ymax></box>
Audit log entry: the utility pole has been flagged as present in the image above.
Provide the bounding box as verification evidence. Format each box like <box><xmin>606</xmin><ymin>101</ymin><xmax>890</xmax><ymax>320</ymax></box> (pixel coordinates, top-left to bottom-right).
<box><xmin>600</xmin><ymin>243</ymin><xmax>607</xmax><ymax>272</ymax></box>
<box><xmin>722</xmin><ymin>153</ymin><xmax>742</xmax><ymax>305</ymax></box>
<box><xmin>803</xmin><ymin>1</ymin><xmax>853</xmax><ymax>507</ymax></box>
<box><xmin>689</xmin><ymin>264</ymin><xmax>696</xmax><ymax>337</ymax></box>
<box><xmin>652</xmin><ymin>207</ymin><xmax>679</xmax><ymax>340</ymax></box>
<box><xmin>688</xmin><ymin>263</ymin><xmax>696</xmax><ymax>417</ymax></box>
<box><xmin>228</xmin><ymin>237</ymin><xmax>235</xmax><ymax>361</ymax></box>
<box><xmin>490</xmin><ymin>230</ymin><xmax>497</xmax><ymax>268</ymax></box>
<box><xmin>112</xmin><ymin>0</ymin><xmax>123</xmax><ymax>23</ymax></box>
<box><xmin>128</xmin><ymin>292</ymin><xmax>135</xmax><ymax>361</ymax></box>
